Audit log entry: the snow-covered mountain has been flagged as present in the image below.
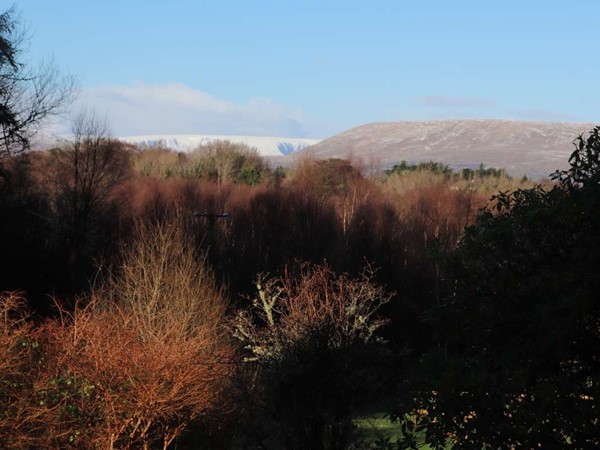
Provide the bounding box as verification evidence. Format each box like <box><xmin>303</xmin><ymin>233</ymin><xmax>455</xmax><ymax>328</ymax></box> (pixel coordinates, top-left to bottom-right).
<box><xmin>292</xmin><ymin>120</ymin><xmax>597</xmax><ymax>178</ymax></box>
<box><xmin>118</xmin><ymin>134</ymin><xmax>320</xmax><ymax>157</ymax></box>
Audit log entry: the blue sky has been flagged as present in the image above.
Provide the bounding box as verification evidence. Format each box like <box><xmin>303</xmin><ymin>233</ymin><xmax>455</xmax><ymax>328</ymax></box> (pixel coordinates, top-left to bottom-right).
<box><xmin>15</xmin><ymin>0</ymin><xmax>600</xmax><ymax>138</ymax></box>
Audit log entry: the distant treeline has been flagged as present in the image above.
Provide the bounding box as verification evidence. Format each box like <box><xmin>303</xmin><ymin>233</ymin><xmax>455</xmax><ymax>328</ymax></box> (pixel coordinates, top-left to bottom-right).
<box><xmin>386</xmin><ymin>160</ymin><xmax>519</xmax><ymax>181</ymax></box>
<box><xmin>0</xmin><ymin>136</ymin><xmax>532</xmax><ymax>314</ymax></box>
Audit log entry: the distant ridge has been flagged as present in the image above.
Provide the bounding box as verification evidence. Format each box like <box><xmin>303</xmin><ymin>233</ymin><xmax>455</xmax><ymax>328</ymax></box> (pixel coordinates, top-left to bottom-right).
<box><xmin>292</xmin><ymin>120</ymin><xmax>597</xmax><ymax>177</ymax></box>
<box><xmin>118</xmin><ymin>134</ymin><xmax>320</xmax><ymax>157</ymax></box>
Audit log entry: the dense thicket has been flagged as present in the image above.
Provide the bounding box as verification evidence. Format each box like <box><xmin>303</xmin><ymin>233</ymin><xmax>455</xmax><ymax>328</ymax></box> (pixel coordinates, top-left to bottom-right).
<box><xmin>395</xmin><ymin>128</ymin><xmax>600</xmax><ymax>449</ymax></box>
<box><xmin>4</xmin><ymin>125</ymin><xmax>598</xmax><ymax>448</ymax></box>
<box><xmin>0</xmin><ymin>132</ymin><xmax>530</xmax><ymax>447</ymax></box>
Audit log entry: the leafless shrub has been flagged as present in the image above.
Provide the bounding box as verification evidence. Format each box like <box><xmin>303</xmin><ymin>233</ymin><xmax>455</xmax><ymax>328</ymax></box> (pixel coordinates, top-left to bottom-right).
<box><xmin>234</xmin><ymin>264</ymin><xmax>390</xmax><ymax>362</ymax></box>
<box><xmin>233</xmin><ymin>264</ymin><xmax>392</xmax><ymax>449</ymax></box>
<box><xmin>41</xmin><ymin>296</ymin><xmax>233</xmax><ymax>449</ymax></box>
<box><xmin>0</xmin><ymin>291</ymin><xmax>30</xmax><ymax>375</ymax></box>
<box><xmin>99</xmin><ymin>215</ymin><xmax>226</xmax><ymax>345</ymax></box>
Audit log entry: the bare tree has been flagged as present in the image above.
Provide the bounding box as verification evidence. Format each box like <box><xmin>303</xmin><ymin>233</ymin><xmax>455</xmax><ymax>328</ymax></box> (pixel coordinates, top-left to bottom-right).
<box><xmin>48</xmin><ymin>109</ymin><xmax>130</xmax><ymax>250</ymax></box>
<box><xmin>0</xmin><ymin>6</ymin><xmax>76</xmax><ymax>156</ymax></box>
<box><xmin>40</xmin><ymin>110</ymin><xmax>131</xmax><ymax>290</ymax></box>
<box><xmin>56</xmin><ymin>110</ymin><xmax>130</xmax><ymax>232</ymax></box>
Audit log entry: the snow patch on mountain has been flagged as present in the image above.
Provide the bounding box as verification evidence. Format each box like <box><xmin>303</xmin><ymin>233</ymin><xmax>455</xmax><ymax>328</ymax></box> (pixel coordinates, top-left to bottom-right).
<box><xmin>119</xmin><ymin>134</ymin><xmax>320</xmax><ymax>157</ymax></box>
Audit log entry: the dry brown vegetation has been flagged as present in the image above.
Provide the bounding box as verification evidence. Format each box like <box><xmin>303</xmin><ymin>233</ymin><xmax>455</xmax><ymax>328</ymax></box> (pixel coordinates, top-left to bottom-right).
<box><xmin>0</xmin><ymin>292</ymin><xmax>38</xmax><ymax>447</ymax></box>
<box><xmin>0</xmin><ymin>138</ymin><xmax>539</xmax><ymax>447</ymax></box>
<box><xmin>0</xmin><ymin>217</ymin><xmax>234</xmax><ymax>449</ymax></box>
<box><xmin>40</xmin><ymin>298</ymin><xmax>232</xmax><ymax>449</ymax></box>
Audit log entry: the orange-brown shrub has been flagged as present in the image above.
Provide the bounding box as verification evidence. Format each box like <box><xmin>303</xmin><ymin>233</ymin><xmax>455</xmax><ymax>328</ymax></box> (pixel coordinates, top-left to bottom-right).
<box><xmin>0</xmin><ymin>292</ymin><xmax>40</xmax><ymax>448</ymax></box>
<box><xmin>0</xmin><ymin>217</ymin><xmax>234</xmax><ymax>449</ymax></box>
<box><xmin>38</xmin><ymin>298</ymin><xmax>233</xmax><ymax>450</ymax></box>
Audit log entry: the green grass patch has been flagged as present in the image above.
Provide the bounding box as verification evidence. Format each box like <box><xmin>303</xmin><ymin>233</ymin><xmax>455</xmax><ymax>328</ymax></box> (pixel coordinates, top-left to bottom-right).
<box><xmin>352</xmin><ymin>413</ymin><xmax>451</xmax><ymax>449</ymax></box>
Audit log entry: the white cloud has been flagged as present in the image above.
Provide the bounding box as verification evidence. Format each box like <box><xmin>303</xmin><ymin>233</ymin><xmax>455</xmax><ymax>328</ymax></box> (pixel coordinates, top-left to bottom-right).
<box><xmin>72</xmin><ymin>82</ymin><xmax>309</xmax><ymax>137</ymax></box>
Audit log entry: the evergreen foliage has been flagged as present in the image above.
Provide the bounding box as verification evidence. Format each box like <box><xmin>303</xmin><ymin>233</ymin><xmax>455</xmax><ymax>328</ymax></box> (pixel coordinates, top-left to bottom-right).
<box><xmin>396</xmin><ymin>128</ymin><xmax>600</xmax><ymax>449</ymax></box>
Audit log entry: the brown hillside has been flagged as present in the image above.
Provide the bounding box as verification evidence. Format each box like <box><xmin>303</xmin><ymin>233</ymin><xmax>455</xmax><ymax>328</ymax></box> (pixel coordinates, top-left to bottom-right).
<box><xmin>289</xmin><ymin>120</ymin><xmax>596</xmax><ymax>177</ymax></box>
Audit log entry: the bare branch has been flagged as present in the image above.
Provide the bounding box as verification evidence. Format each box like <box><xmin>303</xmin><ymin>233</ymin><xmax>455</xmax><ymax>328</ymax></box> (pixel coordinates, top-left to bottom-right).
<box><xmin>0</xmin><ymin>7</ymin><xmax>77</xmax><ymax>156</ymax></box>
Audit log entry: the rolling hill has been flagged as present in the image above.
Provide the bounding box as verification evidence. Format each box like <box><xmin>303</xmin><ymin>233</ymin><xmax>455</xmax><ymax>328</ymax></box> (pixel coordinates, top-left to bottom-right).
<box><xmin>290</xmin><ymin>120</ymin><xmax>597</xmax><ymax>178</ymax></box>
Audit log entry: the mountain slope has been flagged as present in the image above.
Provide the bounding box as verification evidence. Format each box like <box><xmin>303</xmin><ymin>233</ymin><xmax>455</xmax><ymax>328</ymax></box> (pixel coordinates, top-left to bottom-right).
<box><xmin>293</xmin><ymin>120</ymin><xmax>596</xmax><ymax>177</ymax></box>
